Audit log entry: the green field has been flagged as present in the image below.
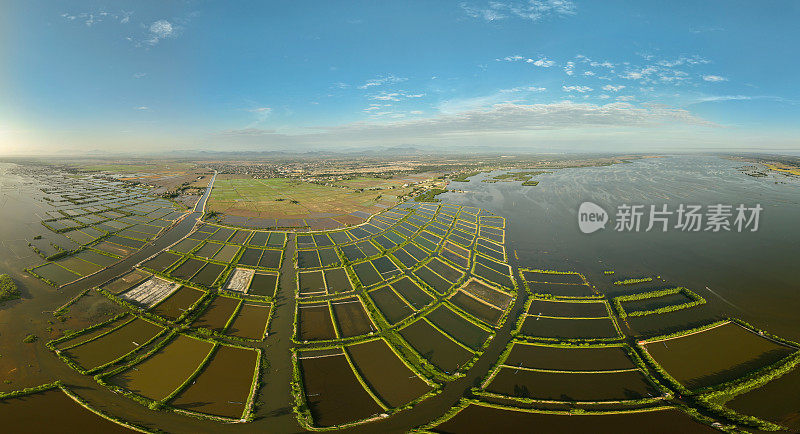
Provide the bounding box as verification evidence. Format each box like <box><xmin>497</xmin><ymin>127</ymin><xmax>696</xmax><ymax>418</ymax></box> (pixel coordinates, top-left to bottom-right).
<box><xmin>207</xmin><ymin>177</ymin><xmax>410</xmax><ymax>217</ymax></box>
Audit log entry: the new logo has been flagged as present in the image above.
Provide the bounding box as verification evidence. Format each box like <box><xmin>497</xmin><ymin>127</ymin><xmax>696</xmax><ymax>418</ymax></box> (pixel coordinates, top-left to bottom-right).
<box><xmin>578</xmin><ymin>201</ymin><xmax>608</xmax><ymax>234</ymax></box>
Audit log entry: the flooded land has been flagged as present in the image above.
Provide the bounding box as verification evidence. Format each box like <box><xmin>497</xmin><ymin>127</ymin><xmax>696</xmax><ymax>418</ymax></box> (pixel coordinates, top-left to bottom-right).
<box><xmin>2</xmin><ymin>155</ymin><xmax>800</xmax><ymax>433</ymax></box>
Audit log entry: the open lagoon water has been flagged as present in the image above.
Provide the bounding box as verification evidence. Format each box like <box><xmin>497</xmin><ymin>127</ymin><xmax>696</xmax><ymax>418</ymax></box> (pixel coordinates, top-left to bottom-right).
<box><xmin>440</xmin><ymin>155</ymin><xmax>800</xmax><ymax>341</ymax></box>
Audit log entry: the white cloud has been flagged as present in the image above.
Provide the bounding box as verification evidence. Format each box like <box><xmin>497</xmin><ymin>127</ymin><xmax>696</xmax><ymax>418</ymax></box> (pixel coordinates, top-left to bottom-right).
<box><xmin>61</xmin><ymin>10</ymin><xmax>133</xmax><ymax>27</ymax></box>
<box><xmin>602</xmin><ymin>84</ymin><xmax>625</xmax><ymax>92</ymax></box>
<box><xmin>134</xmin><ymin>106</ymin><xmax>149</xmax><ymax>111</ymax></box>
<box><xmin>703</xmin><ymin>75</ymin><xmax>728</xmax><ymax>82</ymax></box>
<box><xmin>693</xmin><ymin>95</ymin><xmax>752</xmax><ymax>103</ymax></box>
<box><xmin>133</xmin><ymin>72</ymin><xmax>147</xmax><ymax>79</ymax></box>
<box><xmin>323</xmin><ymin>101</ymin><xmax>715</xmax><ymax>138</ymax></box>
<box><xmin>658</xmin><ymin>55</ymin><xmax>710</xmax><ymax>67</ymax></box>
<box><xmin>358</xmin><ymin>74</ymin><xmax>408</xmax><ymax>89</ymax></box>
<box><xmin>246</xmin><ymin>107</ymin><xmax>272</xmax><ymax>128</ymax></box>
<box><xmin>528</xmin><ymin>57</ymin><xmax>556</xmax><ymax>67</ymax></box>
<box><xmin>369</xmin><ymin>91</ymin><xmax>426</xmax><ymax>101</ymax></box>
<box><xmin>147</xmin><ymin>20</ymin><xmax>175</xmax><ymax>45</ymax></box>
<box><xmin>220</xmin><ymin>128</ymin><xmax>278</xmax><ymax>136</ymax></box>
<box><xmin>497</xmin><ymin>55</ymin><xmax>555</xmax><ymax>67</ymax></box>
<box><xmin>564</xmin><ymin>61</ymin><xmax>574</xmax><ymax>76</ymax></box>
<box><xmin>500</xmin><ymin>85</ymin><xmax>547</xmax><ymax>93</ymax></box>
<box><xmin>583</xmin><ymin>71</ymin><xmax>595</xmax><ymax>76</ymax></box>
<box><xmin>497</xmin><ymin>55</ymin><xmax>525</xmax><ymax>62</ymax></box>
<box><xmin>213</xmin><ymin>101</ymin><xmax>717</xmax><ymax>151</ymax></box>
<box><xmin>371</xmin><ymin>92</ymin><xmax>401</xmax><ymax>101</ymax></box>
<box><xmin>562</xmin><ymin>85</ymin><xmax>592</xmax><ymax>93</ymax></box>
<box><xmin>461</xmin><ymin>0</ymin><xmax>576</xmax><ymax>22</ymax></box>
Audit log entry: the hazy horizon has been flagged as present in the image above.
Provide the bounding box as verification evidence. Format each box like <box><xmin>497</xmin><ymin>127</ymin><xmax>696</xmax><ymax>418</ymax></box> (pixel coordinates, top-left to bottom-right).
<box><xmin>2</xmin><ymin>1</ymin><xmax>799</xmax><ymax>155</ymax></box>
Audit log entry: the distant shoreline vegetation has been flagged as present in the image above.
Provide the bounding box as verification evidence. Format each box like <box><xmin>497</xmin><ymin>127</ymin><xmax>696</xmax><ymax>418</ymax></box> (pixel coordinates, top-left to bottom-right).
<box><xmin>481</xmin><ymin>171</ymin><xmax>550</xmax><ymax>185</ymax></box>
<box><xmin>613</xmin><ymin>277</ymin><xmax>652</xmax><ymax>286</ymax></box>
<box><xmin>415</xmin><ymin>188</ymin><xmax>448</xmax><ymax>202</ymax></box>
<box><xmin>0</xmin><ymin>274</ymin><xmax>21</xmax><ymax>304</ymax></box>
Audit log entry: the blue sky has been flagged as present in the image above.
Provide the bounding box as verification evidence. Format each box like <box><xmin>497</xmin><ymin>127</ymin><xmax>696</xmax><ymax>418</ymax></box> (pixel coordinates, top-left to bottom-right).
<box><xmin>1</xmin><ymin>0</ymin><xmax>799</xmax><ymax>154</ymax></box>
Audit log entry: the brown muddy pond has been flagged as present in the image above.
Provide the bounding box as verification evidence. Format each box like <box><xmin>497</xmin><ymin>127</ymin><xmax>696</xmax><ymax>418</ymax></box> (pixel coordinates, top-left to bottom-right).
<box><xmin>520</xmin><ymin>316</ymin><xmax>619</xmax><ymax>339</ymax></box>
<box><xmin>170</xmin><ymin>345</ymin><xmax>258</xmax><ymax>419</ymax></box>
<box><xmin>101</xmin><ymin>269</ymin><xmax>150</xmax><ymax>294</ymax></box>
<box><xmin>486</xmin><ymin>368</ymin><xmax>658</xmax><ymax>401</ymax></box>
<box><xmin>399</xmin><ymin>319</ymin><xmax>473</xmax><ymax>374</ymax></box>
<box><xmin>527</xmin><ymin>299</ymin><xmax>609</xmax><ymax>318</ymax></box>
<box><xmin>331</xmin><ymin>297</ymin><xmax>375</xmax><ymax>337</ymax></box>
<box><xmin>0</xmin><ymin>388</ymin><xmax>134</xmax><ymax>433</ymax></box>
<box><xmin>141</xmin><ymin>251</ymin><xmax>181</xmax><ymax>273</ymax></box>
<box><xmin>297</xmin><ymin>303</ymin><xmax>337</xmax><ymax>341</ymax></box>
<box><xmin>645</xmin><ymin>322</ymin><xmax>796</xmax><ymax>390</ymax></box>
<box><xmin>54</xmin><ymin>314</ymin><xmax>132</xmax><ymax>350</ymax></box>
<box><xmin>298</xmin><ymin>352</ymin><xmax>384</xmax><ymax>427</ymax></box>
<box><xmin>725</xmin><ymin>365</ymin><xmax>800</xmax><ymax>431</ymax></box>
<box><xmin>622</xmin><ymin>292</ymin><xmax>693</xmax><ymax>313</ymax></box>
<box><xmin>425</xmin><ymin>305</ymin><xmax>492</xmax><ymax>350</ymax></box>
<box><xmin>109</xmin><ymin>334</ymin><xmax>214</xmax><ymax>401</ymax></box>
<box><xmin>503</xmin><ymin>343</ymin><xmax>636</xmax><ymax>371</ymax></box>
<box><xmin>227</xmin><ymin>303</ymin><xmax>270</xmax><ymax>340</ymax></box>
<box><xmin>150</xmin><ymin>286</ymin><xmax>205</xmax><ymax>321</ymax></box>
<box><xmin>346</xmin><ymin>339</ymin><xmax>432</xmax><ymax>408</ymax></box>
<box><xmin>299</xmin><ymin>270</ymin><xmax>326</xmax><ymax>296</ymax></box>
<box><xmin>248</xmin><ymin>272</ymin><xmax>278</xmax><ymax>297</ymax></box>
<box><xmin>413</xmin><ymin>266</ymin><xmax>452</xmax><ymax>294</ymax></box>
<box><xmin>461</xmin><ymin>278</ymin><xmax>512</xmax><ymax>310</ymax></box>
<box><xmin>432</xmin><ymin>404</ymin><xmax>716</xmax><ymax>433</ymax></box>
<box><xmin>170</xmin><ymin>258</ymin><xmax>205</xmax><ymax>280</ymax></box>
<box><xmin>526</xmin><ymin>281</ymin><xmax>594</xmax><ymax>297</ymax></box>
<box><xmin>353</xmin><ymin>262</ymin><xmax>383</xmax><ymax>287</ymax></box>
<box><xmin>522</xmin><ymin>270</ymin><xmax>584</xmax><ymax>284</ymax></box>
<box><xmin>323</xmin><ymin>268</ymin><xmax>353</xmax><ymax>293</ymax></box>
<box><xmin>368</xmin><ymin>285</ymin><xmax>414</xmax><ymax>325</ymax></box>
<box><xmin>64</xmin><ymin>317</ymin><xmax>164</xmax><ymax>371</ymax></box>
<box><xmin>391</xmin><ymin>277</ymin><xmax>433</xmax><ymax>309</ymax></box>
<box><xmin>449</xmin><ymin>291</ymin><xmax>503</xmax><ymax>326</ymax></box>
<box><xmin>190</xmin><ymin>262</ymin><xmax>226</xmax><ymax>287</ymax></box>
<box><xmin>32</xmin><ymin>263</ymin><xmax>81</xmax><ymax>285</ymax></box>
<box><xmin>191</xmin><ymin>295</ymin><xmax>240</xmax><ymax>331</ymax></box>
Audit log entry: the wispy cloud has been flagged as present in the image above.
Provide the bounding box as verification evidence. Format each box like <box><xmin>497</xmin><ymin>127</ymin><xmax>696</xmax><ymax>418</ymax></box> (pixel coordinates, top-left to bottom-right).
<box><xmin>564</xmin><ymin>61</ymin><xmax>574</xmax><ymax>76</ymax></box>
<box><xmin>528</xmin><ymin>57</ymin><xmax>556</xmax><ymax>67</ymax></box>
<box><xmin>602</xmin><ymin>84</ymin><xmax>626</xmax><ymax>92</ymax></box>
<box><xmin>134</xmin><ymin>106</ymin><xmax>149</xmax><ymax>111</ymax></box>
<box><xmin>461</xmin><ymin>0</ymin><xmax>576</xmax><ymax>22</ymax></box>
<box><xmin>369</xmin><ymin>91</ymin><xmax>426</xmax><ymax>101</ymax></box>
<box><xmin>145</xmin><ymin>20</ymin><xmax>176</xmax><ymax>46</ymax></box>
<box><xmin>358</xmin><ymin>74</ymin><xmax>408</xmax><ymax>89</ymax></box>
<box><xmin>220</xmin><ymin>128</ymin><xmax>277</xmax><ymax>136</ymax></box>
<box><xmin>438</xmin><ymin>85</ymin><xmax>545</xmax><ymax>114</ymax></box>
<box><xmin>497</xmin><ymin>55</ymin><xmax>556</xmax><ymax>67</ymax></box>
<box><xmin>657</xmin><ymin>55</ymin><xmax>709</xmax><ymax>67</ymax></box>
<box><xmin>562</xmin><ymin>85</ymin><xmax>592</xmax><ymax>93</ymax></box>
<box><xmin>703</xmin><ymin>75</ymin><xmax>728</xmax><ymax>82</ymax></box>
<box><xmin>132</xmin><ymin>72</ymin><xmax>147</xmax><ymax>79</ymax></box>
<box><xmin>246</xmin><ymin>107</ymin><xmax>272</xmax><ymax>127</ymax></box>
<box><xmin>499</xmin><ymin>85</ymin><xmax>546</xmax><ymax>93</ymax></box>
<box><xmin>60</xmin><ymin>10</ymin><xmax>133</xmax><ymax>27</ymax></box>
